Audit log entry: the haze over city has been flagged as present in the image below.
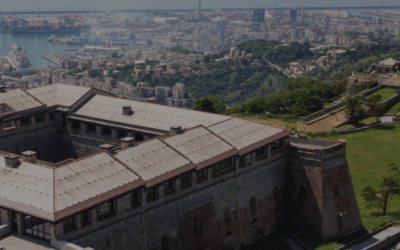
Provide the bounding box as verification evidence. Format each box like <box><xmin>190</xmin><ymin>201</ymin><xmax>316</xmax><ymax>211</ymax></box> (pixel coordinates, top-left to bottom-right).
<box><xmin>1</xmin><ymin>0</ymin><xmax>400</xmax><ymax>249</ymax></box>
<box><xmin>2</xmin><ymin>0</ymin><xmax>400</xmax><ymax>11</ymax></box>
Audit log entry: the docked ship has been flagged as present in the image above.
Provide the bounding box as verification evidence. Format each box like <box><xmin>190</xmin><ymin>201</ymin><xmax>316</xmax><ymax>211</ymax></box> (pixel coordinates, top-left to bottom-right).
<box><xmin>7</xmin><ymin>43</ymin><xmax>31</xmax><ymax>71</ymax></box>
<box><xmin>10</xmin><ymin>27</ymin><xmax>80</xmax><ymax>34</ymax></box>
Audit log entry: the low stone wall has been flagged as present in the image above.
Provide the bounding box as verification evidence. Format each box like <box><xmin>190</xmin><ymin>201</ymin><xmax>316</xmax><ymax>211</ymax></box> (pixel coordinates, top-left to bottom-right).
<box><xmin>383</xmin><ymin>93</ymin><xmax>400</xmax><ymax>109</ymax></box>
<box><xmin>297</xmin><ymin>103</ymin><xmax>343</xmax><ymax>123</ymax></box>
<box><xmin>333</xmin><ymin>223</ymin><xmax>394</xmax><ymax>250</ymax></box>
<box><xmin>365</xmin><ymin>230</ymin><xmax>400</xmax><ymax>250</ymax></box>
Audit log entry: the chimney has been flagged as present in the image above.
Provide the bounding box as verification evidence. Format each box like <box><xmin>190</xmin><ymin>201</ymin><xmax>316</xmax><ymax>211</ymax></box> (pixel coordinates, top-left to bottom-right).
<box><xmin>170</xmin><ymin>126</ymin><xmax>182</xmax><ymax>136</ymax></box>
<box><xmin>4</xmin><ymin>154</ymin><xmax>20</xmax><ymax>168</ymax></box>
<box><xmin>121</xmin><ymin>137</ymin><xmax>135</xmax><ymax>150</ymax></box>
<box><xmin>122</xmin><ymin>105</ymin><xmax>133</xmax><ymax>115</ymax></box>
<box><xmin>0</xmin><ymin>86</ymin><xmax>6</xmax><ymax>93</ymax></box>
<box><xmin>22</xmin><ymin>151</ymin><xmax>37</xmax><ymax>164</ymax></box>
<box><xmin>100</xmin><ymin>144</ymin><xmax>115</xmax><ymax>154</ymax></box>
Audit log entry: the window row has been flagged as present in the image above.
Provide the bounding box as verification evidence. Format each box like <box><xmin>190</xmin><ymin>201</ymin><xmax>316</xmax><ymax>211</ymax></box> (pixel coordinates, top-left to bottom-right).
<box><xmin>3</xmin><ymin>113</ymin><xmax>56</xmax><ymax>130</ymax></box>
<box><xmin>70</xmin><ymin>121</ymin><xmax>145</xmax><ymax>141</ymax></box>
<box><xmin>255</xmin><ymin>139</ymin><xmax>284</xmax><ymax>159</ymax></box>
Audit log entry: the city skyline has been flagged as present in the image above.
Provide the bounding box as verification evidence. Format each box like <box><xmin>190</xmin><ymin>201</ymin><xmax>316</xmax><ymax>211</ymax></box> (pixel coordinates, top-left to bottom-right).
<box><xmin>2</xmin><ymin>0</ymin><xmax>400</xmax><ymax>12</ymax></box>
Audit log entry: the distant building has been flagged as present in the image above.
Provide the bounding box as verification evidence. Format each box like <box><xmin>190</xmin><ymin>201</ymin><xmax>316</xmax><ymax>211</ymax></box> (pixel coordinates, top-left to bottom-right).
<box><xmin>214</xmin><ymin>16</ymin><xmax>227</xmax><ymax>32</ymax></box>
<box><xmin>372</xmin><ymin>58</ymin><xmax>399</xmax><ymax>74</ymax></box>
<box><xmin>253</xmin><ymin>9</ymin><xmax>265</xmax><ymax>23</ymax></box>
<box><xmin>289</xmin><ymin>9</ymin><xmax>298</xmax><ymax>22</ymax></box>
<box><xmin>155</xmin><ymin>86</ymin><xmax>172</xmax><ymax>97</ymax></box>
<box><xmin>324</xmin><ymin>15</ymin><xmax>330</xmax><ymax>28</ymax></box>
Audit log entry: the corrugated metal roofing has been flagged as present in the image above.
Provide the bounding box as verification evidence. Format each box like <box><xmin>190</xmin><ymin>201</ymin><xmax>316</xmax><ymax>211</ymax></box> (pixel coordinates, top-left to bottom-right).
<box><xmin>0</xmin><ymin>88</ymin><xmax>43</xmax><ymax>112</ymax></box>
<box><xmin>0</xmin><ymin>157</ymin><xmax>53</xmax><ymax>213</ymax></box>
<box><xmin>27</xmin><ymin>83</ymin><xmax>91</xmax><ymax>108</ymax></box>
<box><xmin>163</xmin><ymin>127</ymin><xmax>234</xmax><ymax>164</ymax></box>
<box><xmin>114</xmin><ymin>139</ymin><xmax>191</xmax><ymax>181</ymax></box>
<box><xmin>54</xmin><ymin>152</ymin><xmax>139</xmax><ymax>212</ymax></box>
<box><xmin>74</xmin><ymin>95</ymin><xmax>231</xmax><ymax>131</ymax></box>
<box><xmin>208</xmin><ymin>118</ymin><xmax>284</xmax><ymax>150</ymax></box>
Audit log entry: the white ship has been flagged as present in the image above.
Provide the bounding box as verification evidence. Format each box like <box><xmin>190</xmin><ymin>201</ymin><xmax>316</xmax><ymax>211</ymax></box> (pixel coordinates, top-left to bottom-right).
<box><xmin>7</xmin><ymin>43</ymin><xmax>32</xmax><ymax>71</ymax></box>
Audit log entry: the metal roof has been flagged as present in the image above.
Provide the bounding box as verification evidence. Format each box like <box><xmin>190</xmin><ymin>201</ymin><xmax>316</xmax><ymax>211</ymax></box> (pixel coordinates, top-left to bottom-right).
<box><xmin>163</xmin><ymin>127</ymin><xmax>234</xmax><ymax>164</ymax></box>
<box><xmin>0</xmin><ymin>157</ymin><xmax>53</xmax><ymax>213</ymax></box>
<box><xmin>54</xmin><ymin>152</ymin><xmax>140</xmax><ymax>212</ymax></box>
<box><xmin>208</xmin><ymin>118</ymin><xmax>284</xmax><ymax>150</ymax></box>
<box><xmin>115</xmin><ymin>139</ymin><xmax>191</xmax><ymax>181</ymax></box>
<box><xmin>27</xmin><ymin>83</ymin><xmax>91</xmax><ymax>108</ymax></box>
<box><xmin>0</xmin><ymin>88</ymin><xmax>43</xmax><ymax>112</ymax></box>
<box><xmin>74</xmin><ymin>95</ymin><xmax>231</xmax><ymax>132</ymax></box>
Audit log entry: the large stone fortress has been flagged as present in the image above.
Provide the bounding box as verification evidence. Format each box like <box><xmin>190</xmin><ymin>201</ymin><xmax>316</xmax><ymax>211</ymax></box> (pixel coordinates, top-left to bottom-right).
<box><xmin>0</xmin><ymin>83</ymin><xmax>362</xmax><ymax>250</ymax></box>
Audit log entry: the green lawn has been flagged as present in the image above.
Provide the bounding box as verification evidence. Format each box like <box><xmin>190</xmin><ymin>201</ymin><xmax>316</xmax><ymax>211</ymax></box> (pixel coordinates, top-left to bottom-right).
<box><xmin>319</xmin><ymin>124</ymin><xmax>400</xmax><ymax>231</ymax></box>
<box><xmin>368</xmin><ymin>87</ymin><xmax>397</xmax><ymax>101</ymax></box>
<box><xmin>386</xmin><ymin>101</ymin><xmax>400</xmax><ymax>115</ymax></box>
<box><xmin>353</xmin><ymin>72</ymin><xmax>383</xmax><ymax>78</ymax></box>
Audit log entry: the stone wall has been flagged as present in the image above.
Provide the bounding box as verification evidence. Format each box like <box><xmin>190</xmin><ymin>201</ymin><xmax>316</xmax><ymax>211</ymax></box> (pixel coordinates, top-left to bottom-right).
<box><xmin>62</xmin><ymin>148</ymin><xmax>288</xmax><ymax>250</ymax></box>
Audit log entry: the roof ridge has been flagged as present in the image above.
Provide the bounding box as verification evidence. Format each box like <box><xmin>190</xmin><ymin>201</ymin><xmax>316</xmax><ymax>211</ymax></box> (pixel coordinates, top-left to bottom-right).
<box><xmin>157</xmin><ymin>138</ymin><xmax>194</xmax><ymax>165</ymax></box>
<box><xmin>102</xmin><ymin>149</ymin><xmax>143</xmax><ymax>180</ymax></box>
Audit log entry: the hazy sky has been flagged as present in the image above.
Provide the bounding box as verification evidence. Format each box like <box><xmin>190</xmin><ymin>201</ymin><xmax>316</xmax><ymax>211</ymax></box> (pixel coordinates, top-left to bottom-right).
<box><xmin>2</xmin><ymin>0</ymin><xmax>399</xmax><ymax>12</ymax></box>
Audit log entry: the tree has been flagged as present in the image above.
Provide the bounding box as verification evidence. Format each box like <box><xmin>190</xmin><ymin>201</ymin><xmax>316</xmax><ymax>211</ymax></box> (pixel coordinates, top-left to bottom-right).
<box><xmin>206</xmin><ymin>95</ymin><xmax>227</xmax><ymax>114</ymax></box>
<box><xmin>361</xmin><ymin>162</ymin><xmax>400</xmax><ymax>215</ymax></box>
<box><xmin>343</xmin><ymin>95</ymin><xmax>365</xmax><ymax>124</ymax></box>
<box><xmin>193</xmin><ymin>97</ymin><xmax>217</xmax><ymax>113</ymax></box>
<box><xmin>366</xmin><ymin>94</ymin><xmax>385</xmax><ymax>125</ymax></box>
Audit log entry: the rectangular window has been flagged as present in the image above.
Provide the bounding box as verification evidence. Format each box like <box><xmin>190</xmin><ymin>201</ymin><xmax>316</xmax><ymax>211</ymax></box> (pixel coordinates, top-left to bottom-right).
<box><xmin>146</xmin><ymin>186</ymin><xmax>158</xmax><ymax>199</ymax></box>
<box><xmin>101</xmin><ymin>126</ymin><xmax>112</xmax><ymax>135</ymax></box>
<box><xmin>196</xmin><ymin>169</ymin><xmax>206</xmax><ymax>180</ymax></box>
<box><xmin>71</xmin><ymin>120</ymin><xmax>81</xmax><ymax>129</ymax></box>
<box><xmin>131</xmin><ymin>189</ymin><xmax>140</xmax><ymax>204</ymax></box>
<box><xmin>97</xmin><ymin>200</ymin><xmax>114</xmax><ymax>217</ymax></box>
<box><xmin>271</xmin><ymin>139</ymin><xmax>283</xmax><ymax>151</ymax></box>
<box><xmin>211</xmin><ymin>158</ymin><xmax>233</xmax><ymax>173</ymax></box>
<box><xmin>164</xmin><ymin>179</ymin><xmax>175</xmax><ymax>192</ymax></box>
<box><xmin>62</xmin><ymin>216</ymin><xmax>75</xmax><ymax>230</ymax></box>
<box><xmin>35</xmin><ymin>113</ymin><xmax>45</xmax><ymax>123</ymax></box>
<box><xmin>255</xmin><ymin>146</ymin><xmax>266</xmax><ymax>157</ymax></box>
<box><xmin>2</xmin><ymin>121</ymin><xmax>15</xmax><ymax>130</ymax></box>
<box><xmin>21</xmin><ymin>117</ymin><xmax>31</xmax><ymax>126</ymax></box>
<box><xmin>239</xmin><ymin>154</ymin><xmax>252</xmax><ymax>166</ymax></box>
<box><xmin>86</xmin><ymin>123</ymin><xmax>96</xmax><ymax>133</ymax></box>
<box><xmin>180</xmin><ymin>172</ymin><xmax>191</xmax><ymax>185</ymax></box>
<box><xmin>79</xmin><ymin>210</ymin><xmax>90</xmax><ymax>225</ymax></box>
<box><xmin>49</xmin><ymin>113</ymin><xmax>56</xmax><ymax>120</ymax></box>
<box><xmin>118</xmin><ymin>129</ymin><xmax>128</xmax><ymax>138</ymax></box>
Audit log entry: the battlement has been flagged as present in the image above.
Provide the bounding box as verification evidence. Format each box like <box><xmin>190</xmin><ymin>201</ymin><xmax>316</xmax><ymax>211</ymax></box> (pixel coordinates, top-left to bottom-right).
<box><xmin>289</xmin><ymin>135</ymin><xmax>346</xmax><ymax>161</ymax></box>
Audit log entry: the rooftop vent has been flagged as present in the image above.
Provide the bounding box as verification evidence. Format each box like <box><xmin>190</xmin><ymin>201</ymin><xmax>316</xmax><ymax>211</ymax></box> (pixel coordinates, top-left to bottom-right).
<box><xmin>121</xmin><ymin>137</ymin><xmax>135</xmax><ymax>150</ymax></box>
<box><xmin>4</xmin><ymin>154</ymin><xmax>20</xmax><ymax>168</ymax></box>
<box><xmin>0</xmin><ymin>86</ymin><xmax>6</xmax><ymax>93</ymax></box>
<box><xmin>100</xmin><ymin>144</ymin><xmax>115</xmax><ymax>154</ymax></box>
<box><xmin>123</xmin><ymin>105</ymin><xmax>133</xmax><ymax>116</ymax></box>
<box><xmin>170</xmin><ymin>126</ymin><xmax>182</xmax><ymax>136</ymax></box>
<box><xmin>21</xmin><ymin>151</ymin><xmax>37</xmax><ymax>164</ymax></box>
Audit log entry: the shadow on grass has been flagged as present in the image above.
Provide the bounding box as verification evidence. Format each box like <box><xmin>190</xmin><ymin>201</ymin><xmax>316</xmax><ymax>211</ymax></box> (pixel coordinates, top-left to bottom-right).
<box><xmin>295</xmin><ymin>228</ymin><xmax>368</xmax><ymax>250</ymax></box>
<box><xmin>377</xmin><ymin>124</ymin><xmax>397</xmax><ymax>130</ymax></box>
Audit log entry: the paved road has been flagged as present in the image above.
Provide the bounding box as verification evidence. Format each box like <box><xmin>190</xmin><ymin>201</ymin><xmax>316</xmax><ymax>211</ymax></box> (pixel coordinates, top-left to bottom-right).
<box><xmin>349</xmin><ymin>227</ymin><xmax>400</xmax><ymax>250</ymax></box>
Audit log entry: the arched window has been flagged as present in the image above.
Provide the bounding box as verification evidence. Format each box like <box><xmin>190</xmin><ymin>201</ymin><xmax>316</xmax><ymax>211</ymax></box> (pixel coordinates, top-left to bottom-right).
<box><xmin>194</xmin><ymin>217</ymin><xmax>202</xmax><ymax>235</ymax></box>
<box><xmin>333</xmin><ymin>183</ymin><xmax>340</xmax><ymax>197</ymax></box>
